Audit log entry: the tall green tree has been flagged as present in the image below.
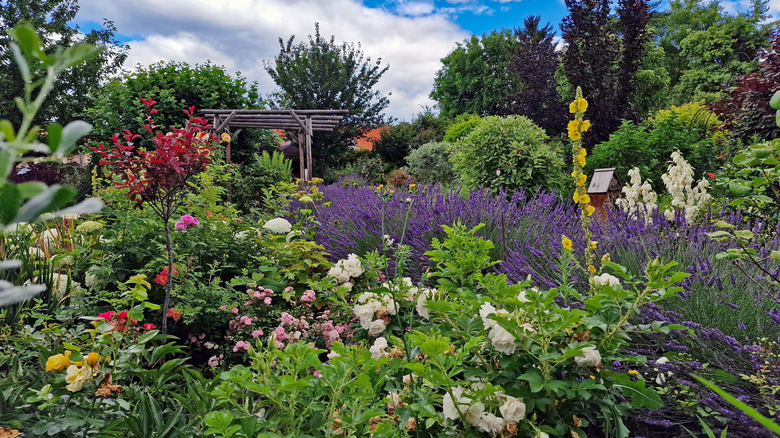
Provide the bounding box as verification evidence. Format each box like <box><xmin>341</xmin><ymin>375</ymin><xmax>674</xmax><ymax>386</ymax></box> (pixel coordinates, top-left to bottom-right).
<box><xmin>560</xmin><ymin>0</ymin><xmax>652</xmax><ymax>146</ymax></box>
<box><xmin>86</xmin><ymin>61</ymin><xmax>272</xmax><ymax>164</ymax></box>
<box><xmin>508</xmin><ymin>16</ymin><xmax>566</xmax><ymax>134</ymax></box>
<box><xmin>430</xmin><ymin>29</ymin><xmax>523</xmax><ymax>118</ymax></box>
<box><xmin>265</xmin><ymin>23</ymin><xmax>390</xmax><ymax>173</ymax></box>
<box><xmin>653</xmin><ymin>0</ymin><xmax>770</xmax><ymax>103</ymax></box>
<box><xmin>0</xmin><ymin>0</ymin><xmax>127</xmax><ymax>127</ymax></box>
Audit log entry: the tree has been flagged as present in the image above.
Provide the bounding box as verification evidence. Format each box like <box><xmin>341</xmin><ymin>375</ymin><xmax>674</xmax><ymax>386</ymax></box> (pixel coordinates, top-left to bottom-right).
<box><xmin>86</xmin><ymin>61</ymin><xmax>272</xmax><ymax>164</ymax></box>
<box><xmin>713</xmin><ymin>31</ymin><xmax>780</xmax><ymax>141</ymax></box>
<box><xmin>430</xmin><ymin>29</ymin><xmax>523</xmax><ymax>118</ymax></box>
<box><xmin>0</xmin><ymin>0</ymin><xmax>127</xmax><ymax>127</ymax></box>
<box><xmin>507</xmin><ymin>16</ymin><xmax>567</xmax><ymax>134</ymax></box>
<box><xmin>265</xmin><ymin>23</ymin><xmax>390</xmax><ymax>173</ymax></box>
<box><xmin>653</xmin><ymin>0</ymin><xmax>769</xmax><ymax>104</ymax></box>
<box><xmin>560</xmin><ymin>0</ymin><xmax>652</xmax><ymax>146</ymax></box>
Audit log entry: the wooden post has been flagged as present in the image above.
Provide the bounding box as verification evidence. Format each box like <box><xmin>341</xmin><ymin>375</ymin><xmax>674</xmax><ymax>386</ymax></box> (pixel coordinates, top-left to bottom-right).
<box><xmin>305</xmin><ymin>117</ymin><xmax>313</xmax><ymax>181</ymax></box>
<box><xmin>297</xmin><ymin>130</ymin><xmax>305</xmax><ymax>180</ymax></box>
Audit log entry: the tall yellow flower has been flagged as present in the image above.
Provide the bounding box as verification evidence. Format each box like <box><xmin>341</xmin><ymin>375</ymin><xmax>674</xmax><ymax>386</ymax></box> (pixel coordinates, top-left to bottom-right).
<box><xmin>562</xmin><ymin>235</ymin><xmax>573</xmax><ymax>251</ymax></box>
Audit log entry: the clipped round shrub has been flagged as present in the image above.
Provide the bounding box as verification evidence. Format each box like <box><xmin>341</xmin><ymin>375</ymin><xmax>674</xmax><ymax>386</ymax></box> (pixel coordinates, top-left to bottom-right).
<box><xmin>451</xmin><ymin>115</ymin><xmax>562</xmax><ymax>192</ymax></box>
<box><xmin>405</xmin><ymin>141</ymin><xmax>455</xmax><ymax>184</ymax></box>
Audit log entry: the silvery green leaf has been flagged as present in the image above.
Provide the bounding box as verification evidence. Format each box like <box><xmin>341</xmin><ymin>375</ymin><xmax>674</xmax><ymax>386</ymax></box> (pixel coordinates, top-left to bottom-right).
<box><xmin>50</xmin><ymin>197</ymin><xmax>103</xmax><ymax>217</ymax></box>
<box><xmin>0</xmin><ymin>282</ymin><xmax>46</xmax><ymax>307</ymax></box>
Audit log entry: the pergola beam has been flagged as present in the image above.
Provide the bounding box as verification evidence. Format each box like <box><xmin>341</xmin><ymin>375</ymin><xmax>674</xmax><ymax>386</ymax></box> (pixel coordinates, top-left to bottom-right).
<box><xmin>201</xmin><ymin>108</ymin><xmax>348</xmax><ymax>182</ymax></box>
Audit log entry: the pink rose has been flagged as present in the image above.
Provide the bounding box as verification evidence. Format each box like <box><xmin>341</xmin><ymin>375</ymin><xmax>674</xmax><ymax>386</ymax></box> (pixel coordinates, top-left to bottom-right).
<box><xmin>175</xmin><ymin>221</ymin><xmax>187</xmax><ymax>231</ymax></box>
<box><xmin>252</xmin><ymin>330</ymin><xmax>263</xmax><ymax>338</ymax></box>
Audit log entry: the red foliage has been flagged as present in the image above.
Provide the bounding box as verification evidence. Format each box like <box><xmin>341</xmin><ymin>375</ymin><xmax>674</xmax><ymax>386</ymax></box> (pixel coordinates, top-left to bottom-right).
<box><xmin>91</xmin><ymin>98</ymin><xmax>215</xmax><ymax>207</ymax></box>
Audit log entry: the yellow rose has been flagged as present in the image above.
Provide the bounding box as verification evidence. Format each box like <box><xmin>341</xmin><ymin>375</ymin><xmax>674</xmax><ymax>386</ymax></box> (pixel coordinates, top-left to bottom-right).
<box><xmin>86</xmin><ymin>352</ymin><xmax>100</xmax><ymax>367</ymax></box>
<box><xmin>221</xmin><ymin>133</ymin><xmax>231</xmax><ymax>143</ymax></box>
<box><xmin>65</xmin><ymin>364</ymin><xmax>93</xmax><ymax>392</ymax></box>
<box><xmin>561</xmin><ymin>236</ymin><xmax>573</xmax><ymax>251</ymax></box>
<box><xmin>46</xmin><ymin>351</ymin><xmax>70</xmax><ymax>372</ymax></box>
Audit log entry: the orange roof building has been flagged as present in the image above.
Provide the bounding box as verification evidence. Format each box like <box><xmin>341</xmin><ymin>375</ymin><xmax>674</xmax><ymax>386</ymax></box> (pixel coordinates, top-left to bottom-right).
<box><xmin>355</xmin><ymin>127</ymin><xmax>387</xmax><ymax>151</ymax></box>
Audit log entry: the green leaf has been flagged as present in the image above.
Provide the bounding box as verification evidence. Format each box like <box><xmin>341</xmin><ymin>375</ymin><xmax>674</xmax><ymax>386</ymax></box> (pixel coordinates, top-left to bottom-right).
<box><xmin>54</xmin><ymin>121</ymin><xmax>92</xmax><ymax>155</ymax></box>
<box><xmin>46</xmin><ymin>123</ymin><xmax>63</xmax><ymax>153</ymax></box>
<box><xmin>770</xmin><ymin>90</ymin><xmax>780</xmax><ymax>110</ymax></box>
<box><xmin>0</xmin><ymin>120</ymin><xmax>15</xmax><ymax>141</ymax></box>
<box><xmin>9</xmin><ymin>24</ymin><xmax>42</xmax><ymax>56</ymax></box>
<box><xmin>614</xmin><ymin>378</ymin><xmax>663</xmax><ymax>410</ymax></box>
<box><xmin>734</xmin><ymin>230</ymin><xmax>754</xmax><ymax>240</ymax></box>
<box><xmin>693</xmin><ymin>375</ymin><xmax>780</xmax><ymax>435</ymax></box>
<box><xmin>0</xmin><ymin>184</ymin><xmax>21</xmax><ymax>225</ymax></box>
<box><xmin>728</xmin><ymin>181</ymin><xmax>752</xmax><ymax>196</ymax></box>
<box><xmin>0</xmin><ymin>149</ymin><xmax>16</xmax><ymax>181</ymax></box>
<box><xmin>519</xmin><ymin>368</ymin><xmax>545</xmax><ymax>393</ymax></box>
<box><xmin>712</xmin><ymin>220</ymin><xmax>735</xmax><ymax>229</ymax></box>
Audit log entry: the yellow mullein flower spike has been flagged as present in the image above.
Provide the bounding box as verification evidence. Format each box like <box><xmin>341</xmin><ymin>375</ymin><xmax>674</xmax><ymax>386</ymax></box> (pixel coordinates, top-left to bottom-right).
<box><xmin>562</xmin><ymin>236</ymin><xmax>573</xmax><ymax>251</ymax></box>
<box><xmin>589</xmin><ymin>241</ymin><xmax>598</xmax><ymax>249</ymax></box>
<box><xmin>573</xmin><ymin>192</ymin><xmax>580</xmax><ymax>203</ymax></box>
<box><xmin>580</xmin><ymin>194</ymin><xmax>591</xmax><ymax>204</ymax></box>
<box><xmin>586</xmin><ymin>205</ymin><xmax>596</xmax><ymax>216</ymax></box>
<box><xmin>581</xmin><ymin>120</ymin><xmax>591</xmax><ymax>132</ymax></box>
<box><xmin>568</xmin><ymin>120</ymin><xmax>580</xmax><ymax>131</ymax></box>
<box><xmin>577</xmin><ymin>154</ymin><xmax>586</xmax><ymax>166</ymax></box>
<box><xmin>569</xmin><ymin>100</ymin><xmax>578</xmax><ymax>113</ymax></box>
<box><xmin>588</xmin><ymin>265</ymin><xmax>596</xmax><ymax>273</ymax></box>
<box><xmin>579</xmin><ymin>174</ymin><xmax>587</xmax><ymax>185</ymax></box>
<box><xmin>569</xmin><ymin>130</ymin><xmax>581</xmax><ymax>141</ymax></box>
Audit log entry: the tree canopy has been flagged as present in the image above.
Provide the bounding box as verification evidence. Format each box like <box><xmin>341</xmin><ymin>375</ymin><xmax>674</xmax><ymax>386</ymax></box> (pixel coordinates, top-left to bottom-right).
<box><xmin>0</xmin><ymin>0</ymin><xmax>127</xmax><ymax>127</ymax></box>
<box><xmin>430</xmin><ymin>29</ymin><xmax>523</xmax><ymax>118</ymax></box>
<box><xmin>86</xmin><ymin>61</ymin><xmax>272</xmax><ymax>164</ymax></box>
<box><xmin>265</xmin><ymin>23</ymin><xmax>390</xmax><ymax>173</ymax></box>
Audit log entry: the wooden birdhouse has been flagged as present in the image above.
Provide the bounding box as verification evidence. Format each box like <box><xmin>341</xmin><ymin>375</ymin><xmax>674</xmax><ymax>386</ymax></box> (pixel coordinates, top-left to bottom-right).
<box><xmin>587</xmin><ymin>168</ymin><xmax>621</xmax><ymax>220</ymax></box>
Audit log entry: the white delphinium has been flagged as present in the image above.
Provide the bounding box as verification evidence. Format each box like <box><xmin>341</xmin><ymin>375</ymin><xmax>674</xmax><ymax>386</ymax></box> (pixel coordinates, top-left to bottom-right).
<box><xmin>661</xmin><ymin>150</ymin><xmax>711</xmax><ymax>223</ymax></box>
<box><xmin>616</xmin><ymin>167</ymin><xmax>658</xmax><ymax>224</ymax></box>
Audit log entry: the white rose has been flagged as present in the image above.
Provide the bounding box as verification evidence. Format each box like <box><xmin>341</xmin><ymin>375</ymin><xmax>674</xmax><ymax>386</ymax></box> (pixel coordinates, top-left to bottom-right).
<box><xmin>369</xmin><ymin>336</ymin><xmax>388</xmax><ymax>359</ymax></box>
<box><xmin>592</xmin><ymin>273</ymin><xmax>620</xmax><ymax>288</ymax></box>
<box><xmin>499</xmin><ymin>396</ymin><xmax>526</xmax><ymax>424</ymax></box>
<box><xmin>475</xmin><ymin>412</ymin><xmax>504</xmax><ymax>436</ymax></box>
<box><xmin>416</xmin><ymin>288</ymin><xmax>432</xmax><ymax>320</ymax></box>
<box><xmin>442</xmin><ymin>386</ymin><xmax>468</xmax><ymax>420</ymax></box>
<box><xmin>488</xmin><ymin>325</ymin><xmax>517</xmax><ymax>354</ymax></box>
<box><xmin>480</xmin><ymin>303</ymin><xmax>498</xmax><ymax>329</ymax></box>
<box><xmin>367</xmin><ymin>319</ymin><xmax>386</xmax><ymax>337</ymax></box>
<box><xmin>575</xmin><ymin>346</ymin><xmax>602</xmax><ymax>368</ymax></box>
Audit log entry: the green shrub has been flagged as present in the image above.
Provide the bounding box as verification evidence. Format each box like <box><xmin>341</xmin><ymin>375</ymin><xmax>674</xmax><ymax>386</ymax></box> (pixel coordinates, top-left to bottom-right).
<box><xmin>230</xmin><ymin>151</ymin><xmax>292</xmax><ymax>212</ymax></box>
<box><xmin>405</xmin><ymin>141</ymin><xmax>455</xmax><ymax>184</ymax></box>
<box><xmin>587</xmin><ymin>113</ymin><xmax>719</xmax><ymax>190</ymax></box>
<box><xmin>451</xmin><ymin>115</ymin><xmax>562</xmax><ymax>192</ymax></box>
<box><xmin>443</xmin><ymin>113</ymin><xmax>482</xmax><ymax>143</ymax></box>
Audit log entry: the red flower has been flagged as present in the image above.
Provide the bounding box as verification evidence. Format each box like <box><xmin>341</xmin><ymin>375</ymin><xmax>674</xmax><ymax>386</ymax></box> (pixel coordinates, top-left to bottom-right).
<box><xmin>154</xmin><ymin>265</ymin><xmax>179</xmax><ymax>285</ymax></box>
<box><xmin>707</xmin><ymin>172</ymin><xmax>715</xmax><ymax>179</ymax></box>
<box><xmin>143</xmin><ymin>323</ymin><xmax>156</xmax><ymax>330</ymax></box>
<box><xmin>116</xmin><ymin>311</ymin><xmax>128</xmax><ymax>320</ymax></box>
<box><xmin>167</xmin><ymin>308</ymin><xmax>182</xmax><ymax>322</ymax></box>
<box><xmin>96</xmin><ymin>311</ymin><xmax>115</xmax><ymax>321</ymax></box>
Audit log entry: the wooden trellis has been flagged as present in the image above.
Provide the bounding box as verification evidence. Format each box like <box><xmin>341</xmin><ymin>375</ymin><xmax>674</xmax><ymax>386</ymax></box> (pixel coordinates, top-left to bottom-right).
<box><xmin>201</xmin><ymin>109</ymin><xmax>348</xmax><ymax>181</ymax></box>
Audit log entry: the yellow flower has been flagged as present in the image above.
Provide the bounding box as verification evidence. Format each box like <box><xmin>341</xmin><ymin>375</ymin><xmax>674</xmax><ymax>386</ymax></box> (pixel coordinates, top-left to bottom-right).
<box><xmin>579</xmin><ymin>148</ymin><xmax>587</xmax><ymax>158</ymax></box>
<box><xmin>562</xmin><ymin>235</ymin><xmax>573</xmax><ymax>251</ymax></box>
<box><xmin>409</xmin><ymin>184</ymin><xmax>416</xmax><ymax>189</ymax></box>
<box><xmin>568</xmin><ymin>130</ymin><xmax>582</xmax><ymax>141</ymax></box>
<box><xmin>579</xmin><ymin>174</ymin><xmax>587</xmax><ymax>186</ymax></box>
<box><xmin>580</xmin><ymin>194</ymin><xmax>591</xmax><ymax>204</ymax></box>
<box><xmin>221</xmin><ymin>133</ymin><xmax>231</xmax><ymax>143</ymax></box>
<box><xmin>629</xmin><ymin>370</ymin><xmax>639</xmax><ymax>376</ymax></box>
<box><xmin>378</xmin><ymin>184</ymin><xmax>384</xmax><ymax>190</ymax></box>
<box><xmin>577</xmin><ymin>154</ymin><xmax>586</xmax><ymax>167</ymax></box>
<box><xmin>589</xmin><ymin>241</ymin><xmax>598</xmax><ymax>249</ymax></box>
<box><xmin>46</xmin><ymin>351</ymin><xmax>71</xmax><ymax>372</ymax></box>
<box><xmin>577</xmin><ymin>97</ymin><xmax>589</xmax><ymax>113</ymax></box>
<box><xmin>586</xmin><ymin>205</ymin><xmax>596</xmax><ymax>216</ymax></box>
<box><xmin>568</xmin><ymin>120</ymin><xmax>580</xmax><ymax>132</ymax></box>
<box><xmin>573</xmin><ymin>192</ymin><xmax>580</xmax><ymax>203</ymax></box>
<box><xmin>65</xmin><ymin>364</ymin><xmax>93</xmax><ymax>392</ymax></box>
<box><xmin>601</xmin><ymin>253</ymin><xmax>611</xmax><ymax>263</ymax></box>
<box><xmin>569</xmin><ymin>100</ymin><xmax>578</xmax><ymax>113</ymax></box>
<box><xmin>86</xmin><ymin>352</ymin><xmax>100</xmax><ymax>367</ymax></box>
<box><xmin>581</xmin><ymin>120</ymin><xmax>591</xmax><ymax>132</ymax></box>
<box><xmin>588</xmin><ymin>265</ymin><xmax>596</xmax><ymax>274</ymax></box>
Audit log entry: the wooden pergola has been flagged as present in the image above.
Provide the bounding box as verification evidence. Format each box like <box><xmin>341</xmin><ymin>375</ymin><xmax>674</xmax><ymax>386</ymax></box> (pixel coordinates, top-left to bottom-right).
<box><xmin>202</xmin><ymin>109</ymin><xmax>348</xmax><ymax>181</ymax></box>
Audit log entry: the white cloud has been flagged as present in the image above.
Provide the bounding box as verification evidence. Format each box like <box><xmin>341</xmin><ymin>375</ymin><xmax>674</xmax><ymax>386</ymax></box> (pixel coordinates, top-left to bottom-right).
<box><xmin>76</xmin><ymin>0</ymin><xmax>468</xmax><ymax>121</ymax></box>
<box><xmin>397</xmin><ymin>1</ymin><xmax>436</xmax><ymax>16</ymax></box>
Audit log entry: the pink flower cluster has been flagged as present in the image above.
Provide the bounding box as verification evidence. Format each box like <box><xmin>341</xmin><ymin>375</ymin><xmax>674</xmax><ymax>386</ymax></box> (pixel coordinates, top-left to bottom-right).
<box><xmin>175</xmin><ymin>214</ymin><xmax>200</xmax><ymax>231</ymax></box>
<box><xmin>301</xmin><ymin>289</ymin><xmax>316</xmax><ymax>303</ymax></box>
<box><xmin>232</xmin><ymin>340</ymin><xmax>250</xmax><ymax>352</ymax></box>
<box><xmin>269</xmin><ymin>308</ymin><xmax>350</xmax><ymax>350</ymax></box>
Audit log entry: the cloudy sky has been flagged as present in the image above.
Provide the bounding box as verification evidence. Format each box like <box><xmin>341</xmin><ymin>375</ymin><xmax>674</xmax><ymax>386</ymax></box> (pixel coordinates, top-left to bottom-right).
<box><xmin>74</xmin><ymin>0</ymin><xmax>778</xmax><ymax>122</ymax></box>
